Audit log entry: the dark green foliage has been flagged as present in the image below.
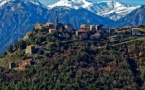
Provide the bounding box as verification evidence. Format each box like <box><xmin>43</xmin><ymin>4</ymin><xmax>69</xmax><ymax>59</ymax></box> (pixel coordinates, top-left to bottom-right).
<box><xmin>2</xmin><ymin>26</ymin><xmax>145</xmax><ymax>90</ymax></box>
<box><xmin>15</xmin><ymin>51</ymin><xmax>25</xmax><ymax>60</ymax></box>
<box><xmin>7</xmin><ymin>45</ymin><xmax>14</xmax><ymax>53</ymax></box>
<box><xmin>15</xmin><ymin>40</ymin><xmax>26</xmax><ymax>50</ymax></box>
<box><xmin>29</xmin><ymin>37</ymin><xmax>36</xmax><ymax>45</ymax></box>
<box><xmin>37</xmin><ymin>50</ymin><xmax>44</xmax><ymax>55</ymax></box>
<box><xmin>35</xmin><ymin>37</ymin><xmax>43</xmax><ymax>44</ymax></box>
<box><xmin>2</xmin><ymin>40</ymin><xmax>145</xmax><ymax>90</ymax></box>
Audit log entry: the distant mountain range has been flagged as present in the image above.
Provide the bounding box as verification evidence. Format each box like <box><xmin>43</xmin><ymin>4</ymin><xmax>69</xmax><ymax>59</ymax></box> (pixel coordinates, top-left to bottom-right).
<box><xmin>48</xmin><ymin>7</ymin><xmax>113</xmax><ymax>28</ymax></box>
<box><xmin>48</xmin><ymin>0</ymin><xmax>140</xmax><ymax>21</ymax></box>
<box><xmin>112</xmin><ymin>5</ymin><xmax>145</xmax><ymax>28</ymax></box>
<box><xmin>0</xmin><ymin>0</ymin><xmax>49</xmax><ymax>54</ymax></box>
<box><xmin>0</xmin><ymin>0</ymin><xmax>145</xmax><ymax>54</ymax></box>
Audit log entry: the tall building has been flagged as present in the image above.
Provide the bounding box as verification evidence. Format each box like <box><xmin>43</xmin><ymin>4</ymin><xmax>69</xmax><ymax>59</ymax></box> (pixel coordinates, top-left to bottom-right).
<box><xmin>56</xmin><ymin>16</ymin><xmax>59</xmax><ymax>26</ymax></box>
<box><xmin>25</xmin><ymin>45</ymin><xmax>35</xmax><ymax>55</ymax></box>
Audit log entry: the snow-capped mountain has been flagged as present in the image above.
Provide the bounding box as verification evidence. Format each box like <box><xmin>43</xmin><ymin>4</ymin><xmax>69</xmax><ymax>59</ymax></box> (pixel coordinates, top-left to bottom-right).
<box><xmin>0</xmin><ymin>0</ymin><xmax>113</xmax><ymax>54</ymax></box>
<box><xmin>0</xmin><ymin>0</ymin><xmax>9</xmax><ymax>7</ymax></box>
<box><xmin>47</xmin><ymin>7</ymin><xmax>113</xmax><ymax>28</ymax></box>
<box><xmin>48</xmin><ymin>0</ymin><xmax>140</xmax><ymax>21</ymax></box>
<box><xmin>110</xmin><ymin>5</ymin><xmax>145</xmax><ymax>28</ymax></box>
<box><xmin>0</xmin><ymin>0</ymin><xmax>46</xmax><ymax>7</ymax></box>
<box><xmin>48</xmin><ymin>0</ymin><xmax>93</xmax><ymax>10</ymax></box>
<box><xmin>0</xmin><ymin>0</ymin><xmax>49</xmax><ymax>54</ymax></box>
<box><xmin>23</xmin><ymin>0</ymin><xmax>46</xmax><ymax>8</ymax></box>
<box><xmin>90</xmin><ymin>1</ymin><xmax>140</xmax><ymax>21</ymax></box>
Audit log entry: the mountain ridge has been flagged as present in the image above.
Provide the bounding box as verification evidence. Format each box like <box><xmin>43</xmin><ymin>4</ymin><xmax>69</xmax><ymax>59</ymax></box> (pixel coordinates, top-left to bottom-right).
<box><xmin>0</xmin><ymin>0</ymin><xmax>113</xmax><ymax>54</ymax></box>
<box><xmin>0</xmin><ymin>0</ymin><xmax>49</xmax><ymax>54</ymax></box>
<box><xmin>48</xmin><ymin>0</ymin><xmax>140</xmax><ymax>21</ymax></box>
<box><xmin>111</xmin><ymin>5</ymin><xmax>145</xmax><ymax>28</ymax></box>
<box><xmin>0</xmin><ymin>0</ymin><xmax>145</xmax><ymax>55</ymax></box>
<box><xmin>47</xmin><ymin>6</ymin><xmax>114</xmax><ymax>29</ymax></box>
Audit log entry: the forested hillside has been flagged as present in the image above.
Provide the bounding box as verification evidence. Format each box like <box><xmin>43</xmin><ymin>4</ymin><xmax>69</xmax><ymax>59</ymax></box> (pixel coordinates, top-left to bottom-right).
<box><xmin>1</xmin><ymin>25</ymin><xmax>145</xmax><ymax>89</ymax></box>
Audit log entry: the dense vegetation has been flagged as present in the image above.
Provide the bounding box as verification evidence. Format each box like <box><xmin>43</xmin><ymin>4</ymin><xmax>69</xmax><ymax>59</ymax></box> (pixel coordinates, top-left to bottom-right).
<box><xmin>1</xmin><ymin>26</ymin><xmax>145</xmax><ymax>90</ymax></box>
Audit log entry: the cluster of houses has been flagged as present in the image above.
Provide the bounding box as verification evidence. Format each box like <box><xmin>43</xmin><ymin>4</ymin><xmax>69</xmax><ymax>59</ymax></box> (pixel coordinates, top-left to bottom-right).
<box><xmin>34</xmin><ymin>22</ymin><xmax>145</xmax><ymax>40</ymax></box>
<box><xmin>9</xmin><ymin>58</ymin><xmax>32</xmax><ymax>70</ymax></box>
<box><xmin>9</xmin><ymin>21</ymin><xmax>145</xmax><ymax>70</ymax></box>
<box><xmin>34</xmin><ymin>22</ymin><xmax>103</xmax><ymax>40</ymax></box>
<box><xmin>9</xmin><ymin>22</ymin><xmax>105</xmax><ymax>70</ymax></box>
<box><xmin>76</xmin><ymin>24</ymin><xmax>102</xmax><ymax>40</ymax></box>
<box><xmin>9</xmin><ymin>44</ymin><xmax>36</xmax><ymax>70</ymax></box>
<box><xmin>24</xmin><ymin>21</ymin><xmax>145</xmax><ymax>42</ymax></box>
<box><xmin>110</xmin><ymin>25</ymin><xmax>145</xmax><ymax>36</ymax></box>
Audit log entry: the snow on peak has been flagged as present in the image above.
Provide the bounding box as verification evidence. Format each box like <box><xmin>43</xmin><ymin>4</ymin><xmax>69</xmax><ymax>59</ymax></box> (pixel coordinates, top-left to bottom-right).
<box><xmin>0</xmin><ymin>0</ymin><xmax>47</xmax><ymax>10</ymax></box>
<box><xmin>48</xmin><ymin>0</ymin><xmax>93</xmax><ymax>9</ymax></box>
<box><xmin>96</xmin><ymin>0</ymin><xmax>129</xmax><ymax>8</ymax></box>
<box><xmin>24</xmin><ymin>0</ymin><xmax>41</xmax><ymax>5</ymax></box>
<box><xmin>0</xmin><ymin>0</ymin><xmax>10</xmax><ymax>7</ymax></box>
<box><xmin>15</xmin><ymin>0</ymin><xmax>42</xmax><ymax>6</ymax></box>
<box><xmin>47</xmin><ymin>0</ymin><xmax>140</xmax><ymax>21</ymax></box>
<box><xmin>0</xmin><ymin>0</ymin><xmax>43</xmax><ymax>6</ymax></box>
<box><xmin>93</xmin><ymin>1</ymin><xmax>140</xmax><ymax>20</ymax></box>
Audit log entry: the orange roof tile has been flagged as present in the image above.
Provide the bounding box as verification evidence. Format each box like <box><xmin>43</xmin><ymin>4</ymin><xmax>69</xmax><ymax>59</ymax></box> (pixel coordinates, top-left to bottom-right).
<box><xmin>19</xmin><ymin>63</ymin><xmax>26</xmax><ymax>67</ymax></box>
<box><xmin>19</xmin><ymin>59</ymin><xmax>31</xmax><ymax>67</ymax></box>
<box><xmin>77</xmin><ymin>29</ymin><xmax>86</xmax><ymax>33</ymax></box>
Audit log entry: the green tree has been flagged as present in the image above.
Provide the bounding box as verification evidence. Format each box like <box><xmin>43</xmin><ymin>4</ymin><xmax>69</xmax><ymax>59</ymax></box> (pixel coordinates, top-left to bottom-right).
<box><xmin>16</xmin><ymin>40</ymin><xmax>26</xmax><ymax>49</ymax></box>
<box><xmin>7</xmin><ymin>45</ymin><xmax>14</xmax><ymax>53</ymax></box>
<box><xmin>35</xmin><ymin>37</ymin><xmax>42</xmax><ymax>44</ymax></box>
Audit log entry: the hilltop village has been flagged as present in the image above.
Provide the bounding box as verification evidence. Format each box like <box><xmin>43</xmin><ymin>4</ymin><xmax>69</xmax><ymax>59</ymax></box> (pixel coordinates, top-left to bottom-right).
<box><xmin>1</xmin><ymin>20</ymin><xmax>145</xmax><ymax>89</ymax></box>
<box><xmin>1</xmin><ymin>20</ymin><xmax>145</xmax><ymax>70</ymax></box>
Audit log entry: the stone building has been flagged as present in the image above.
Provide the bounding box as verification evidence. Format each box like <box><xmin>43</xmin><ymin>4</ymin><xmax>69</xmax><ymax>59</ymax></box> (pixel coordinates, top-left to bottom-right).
<box><xmin>25</xmin><ymin>45</ymin><xmax>35</xmax><ymax>55</ymax></box>
<box><xmin>9</xmin><ymin>62</ymin><xmax>16</xmax><ymax>69</ymax></box>
<box><xmin>23</xmin><ymin>32</ymin><xmax>31</xmax><ymax>40</ymax></box>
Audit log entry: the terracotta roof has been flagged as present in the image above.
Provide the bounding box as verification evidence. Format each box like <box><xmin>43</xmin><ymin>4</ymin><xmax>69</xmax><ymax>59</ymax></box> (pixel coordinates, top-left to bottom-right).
<box><xmin>19</xmin><ymin>63</ymin><xmax>26</xmax><ymax>67</ymax></box>
<box><xmin>122</xmin><ymin>30</ymin><xmax>126</xmax><ymax>33</ymax></box>
<box><xmin>19</xmin><ymin>59</ymin><xmax>31</xmax><ymax>67</ymax></box>
<box><xmin>77</xmin><ymin>29</ymin><xmax>86</xmax><ymax>33</ymax></box>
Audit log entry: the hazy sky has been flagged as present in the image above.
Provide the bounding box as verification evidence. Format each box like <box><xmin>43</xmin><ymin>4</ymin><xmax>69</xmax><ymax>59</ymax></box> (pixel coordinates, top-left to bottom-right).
<box><xmin>39</xmin><ymin>0</ymin><xmax>145</xmax><ymax>6</ymax></box>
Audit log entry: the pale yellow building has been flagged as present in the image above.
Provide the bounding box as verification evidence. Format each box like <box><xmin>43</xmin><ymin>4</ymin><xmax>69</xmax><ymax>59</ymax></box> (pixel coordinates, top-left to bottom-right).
<box><xmin>49</xmin><ymin>28</ymin><xmax>57</xmax><ymax>34</ymax></box>
<box><xmin>35</xmin><ymin>23</ymin><xmax>43</xmax><ymax>30</ymax></box>
<box><xmin>46</xmin><ymin>22</ymin><xmax>54</xmax><ymax>28</ymax></box>
<box><xmin>23</xmin><ymin>32</ymin><xmax>31</xmax><ymax>40</ymax></box>
<box><xmin>25</xmin><ymin>45</ymin><xmax>35</xmax><ymax>55</ymax></box>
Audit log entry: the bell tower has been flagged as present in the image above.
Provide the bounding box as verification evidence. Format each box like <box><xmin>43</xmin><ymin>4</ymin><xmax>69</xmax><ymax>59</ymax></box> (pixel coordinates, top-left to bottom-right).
<box><xmin>56</xmin><ymin>16</ymin><xmax>59</xmax><ymax>26</ymax></box>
